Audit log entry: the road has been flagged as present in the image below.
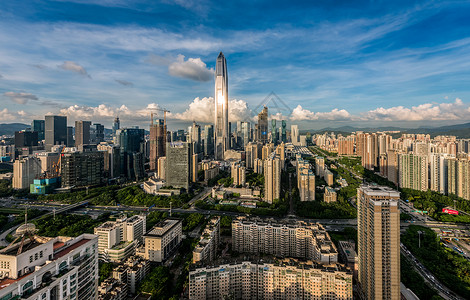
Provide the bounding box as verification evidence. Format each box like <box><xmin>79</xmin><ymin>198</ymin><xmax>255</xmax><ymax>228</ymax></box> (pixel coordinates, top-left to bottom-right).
<box><xmin>401</xmin><ymin>243</ymin><xmax>463</xmax><ymax>300</ymax></box>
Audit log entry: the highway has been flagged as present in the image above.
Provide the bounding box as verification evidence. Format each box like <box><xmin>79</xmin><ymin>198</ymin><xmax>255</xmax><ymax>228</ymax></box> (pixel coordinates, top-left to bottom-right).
<box><xmin>401</xmin><ymin>243</ymin><xmax>463</xmax><ymax>300</ymax></box>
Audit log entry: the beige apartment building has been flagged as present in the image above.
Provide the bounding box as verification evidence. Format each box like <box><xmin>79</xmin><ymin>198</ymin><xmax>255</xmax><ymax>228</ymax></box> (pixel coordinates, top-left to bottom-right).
<box><xmin>232</xmin><ymin>217</ymin><xmax>337</xmax><ymax>263</ymax></box>
<box><xmin>143</xmin><ymin>218</ymin><xmax>182</xmax><ymax>262</ymax></box>
<box><xmin>357</xmin><ymin>185</ymin><xmax>400</xmax><ymax>300</ymax></box>
<box><xmin>264</xmin><ymin>155</ymin><xmax>281</xmax><ymax>203</ymax></box>
<box><xmin>192</xmin><ymin>216</ymin><xmax>220</xmax><ymax>264</ymax></box>
<box><xmin>189</xmin><ymin>259</ymin><xmax>353</xmax><ymax>300</ymax></box>
<box><xmin>324</xmin><ymin>186</ymin><xmax>337</xmax><ymax>203</ymax></box>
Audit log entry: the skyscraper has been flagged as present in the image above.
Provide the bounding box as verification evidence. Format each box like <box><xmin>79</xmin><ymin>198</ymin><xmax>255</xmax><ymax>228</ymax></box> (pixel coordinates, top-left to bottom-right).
<box><xmin>203</xmin><ymin>125</ymin><xmax>214</xmax><ymax>156</ymax></box>
<box><xmin>264</xmin><ymin>154</ymin><xmax>281</xmax><ymax>203</ymax></box>
<box><xmin>281</xmin><ymin>120</ymin><xmax>287</xmax><ymax>143</ymax></box>
<box><xmin>257</xmin><ymin>106</ymin><xmax>268</xmax><ymax>144</ymax></box>
<box><xmin>45</xmin><ymin>115</ymin><xmax>67</xmax><ymax>151</ymax></box>
<box><xmin>31</xmin><ymin>120</ymin><xmax>45</xmax><ymax>140</ymax></box>
<box><xmin>75</xmin><ymin>120</ymin><xmax>91</xmax><ymax>147</ymax></box>
<box><xmin>291</xmin><ymin>124</ymin><xmax>299</xmax><ymax>145</ymax></box>
<box><xmin>357</xmin><ymin>185</ymin><xmax>400</xmax><ymax>300</ymax></box>
<box><xmin>214</xmin><ymin>52</ymin><xmax>229</xmax><ymax>160</ymax></box>
<box><xmin>271</xmin><ymin>119</ymin><xmax>278</xmax><ymax>144</ymax></box>
<box><xmin>113</xmin><ymin>116</ymin><xmax>120</xmax><ymax>136</ymax></box>
<box><xmin>166</xmin><ymin>142</ymin><xmax>191</xmax><ymax>190</ymax></box>
<box><xmin>149</xmin><ymin>118</ymin><xmax>166</xmax><ymax>171</ymax></box>
<box><xmin>119</xmin><ymin>128</ymin><xmax>145</xmax><ymax>180</ymax></box>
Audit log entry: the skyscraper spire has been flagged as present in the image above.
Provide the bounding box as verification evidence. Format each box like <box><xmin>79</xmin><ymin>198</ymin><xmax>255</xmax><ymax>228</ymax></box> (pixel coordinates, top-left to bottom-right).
<box><xmin>214</xmin><ymin>52</ymin><xmax>229</xmax><ymax>160</ymax></box>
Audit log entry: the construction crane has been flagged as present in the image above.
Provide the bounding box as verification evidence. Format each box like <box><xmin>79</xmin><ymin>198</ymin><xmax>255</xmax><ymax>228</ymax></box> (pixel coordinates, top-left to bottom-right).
<box><xmin>150</xmin><ymin>107</ymin><xmax>170</xmax><ymax>128</ymax></box>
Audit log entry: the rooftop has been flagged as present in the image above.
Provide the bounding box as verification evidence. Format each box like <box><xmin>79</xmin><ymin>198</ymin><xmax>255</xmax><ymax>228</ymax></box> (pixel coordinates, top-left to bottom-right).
<box><xmin>145</xmin><ymin>218</ymin><xmax>181</xmax><ymax>237</ymax></box>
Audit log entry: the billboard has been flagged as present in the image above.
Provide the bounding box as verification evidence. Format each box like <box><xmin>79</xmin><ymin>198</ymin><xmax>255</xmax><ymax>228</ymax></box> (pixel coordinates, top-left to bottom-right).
<box><xmin>442</xmin><ymin>208</ymin><xmax>459</xmax><ymax>215</ymax></box>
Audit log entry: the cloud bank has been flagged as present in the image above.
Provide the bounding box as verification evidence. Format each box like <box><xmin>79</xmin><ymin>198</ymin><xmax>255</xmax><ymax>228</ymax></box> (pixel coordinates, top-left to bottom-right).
<box><xmin>168</xmin><ymin>55</ymin><xmax>214</xmax><ymax>82</ymax></box>
<box><xmin>4</xmin><ymin>92</ymin><xmax>39</xmax><ymax>104</ymax></box>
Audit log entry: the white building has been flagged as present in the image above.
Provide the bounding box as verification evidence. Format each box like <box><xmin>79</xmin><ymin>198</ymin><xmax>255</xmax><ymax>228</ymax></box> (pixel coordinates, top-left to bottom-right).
<box><xmin>143</xmin><ymin>218</ymin><xmax>182</xmax><ymax>262</ymax></box>
<box><xmin>12</xmin><ymin>156</ymin><xmax>42</xmax><ymax>189</ymax></box>
<box><xmin>0</xmin><ymin>233</ymin><xmax>98</xmax><ymax>300</ymax></box>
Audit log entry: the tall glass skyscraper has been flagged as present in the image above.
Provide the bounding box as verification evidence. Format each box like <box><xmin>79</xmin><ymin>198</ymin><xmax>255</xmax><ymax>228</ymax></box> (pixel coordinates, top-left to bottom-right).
<box><xmin>214</xmin><ymin>52</ymin><xmax>229</xmax><ymax>160</ymax></box>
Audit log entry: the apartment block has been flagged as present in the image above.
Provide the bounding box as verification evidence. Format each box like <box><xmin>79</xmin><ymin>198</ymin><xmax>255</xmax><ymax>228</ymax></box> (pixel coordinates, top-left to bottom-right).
<box><xmin>111</xmin><ymin>256</ymin><xmax>150</xmax><ymax>295</ymax></box>
<box><xmin>264</xmin><ymin>155</ymin><xmax>281</xmax><ymax>203</ymax></box>
<box><xmin>232</xmin><ymin>217</ymin><xmax>338</xmax><ymax>263</ymax></box>
<box><xmin>12</xmin><ymin>156</ymin><xmax>42</xmax><ymax>189</ymax></box>
<box><xmin>98</xmin><ymin>278</ymin><xmax>127</xmax><ymax>300</ymax></box>
<box><xmin>299</xmin><ymin>169</ymin><xmax>315</xmax><ymax>201</ymax></box>
<box><xmin>94</xmin><ymin>215</ymin><xmax>146</xmax><ymax>262</ymax></box>
<box><xmin>192</xmin><ymin>217</ymin><xmax>220</xmax><ymax>264</ymax></box>
<box><xmin>0</xmin><ymin>233</ymin><xmax>98</xmax><ymax>300</ymax></box>
<box><xmin>143</xmin><ymin>218</ymin><xmax>182</xmax><ymax>262</ymax></box>
<box><xmin>398</xmin><ymin>153</ymin><xmax>428</xmax><ymax>191</ymax></box>
<box><xmin>324</xmin><ymin>186</ymin><xmax>337</xmax><ymax>203</ymax></box>
<box><xmin>357</xmin><ymin>185</ymin><xmax>400</xmax><ymax>300</ymax></box>
<box><xmin>231</xmin><ymin>162</ymin><xmax>246</xmax><ymax>186</ymax></box>
<box><xmin>189</xmin><ymin>259</ymin><xmax>352</xmax><ymax>300</ymax></box>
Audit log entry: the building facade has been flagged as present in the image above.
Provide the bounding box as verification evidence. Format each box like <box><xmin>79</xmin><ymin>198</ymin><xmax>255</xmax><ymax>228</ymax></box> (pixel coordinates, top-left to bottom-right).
<box><xmin>143</xmin><ymin>218</ymin><xmax>182</xmax><ymax>262</ymax></box>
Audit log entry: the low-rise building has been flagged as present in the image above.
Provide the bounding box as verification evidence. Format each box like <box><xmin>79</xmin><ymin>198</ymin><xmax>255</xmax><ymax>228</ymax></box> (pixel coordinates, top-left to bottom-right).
<box><xmin>143</xmin><ymin>218</ymin><xmax>182</xmax><ymax>262</ymax></box>
<box><xmin>98</xmin><ymin>278</ymin><xmax>128</xmax><ymax>300</ymax></box>
<box><xmin>324</xmin><ymin>186</ymin><xmax>337</xmax><ymax>203</ymax></box>
<box><xmin>112</xmin><ymin>256</ymin><xmax>150</xmax><ymax>295</ymax></box>
<box><xmin>192</xmin><ymin>217</ymin><xmax>220</xmax><ymax>264</ymax></box>
<box><xmin>189</xmin><ymin>259</ymin><xmax>352</xmax><ymax>300</ymax></box>
<box><xmin>338</xmin><ymin>241</ymin><xmax>358</xmax><ymax>280</ymax></box>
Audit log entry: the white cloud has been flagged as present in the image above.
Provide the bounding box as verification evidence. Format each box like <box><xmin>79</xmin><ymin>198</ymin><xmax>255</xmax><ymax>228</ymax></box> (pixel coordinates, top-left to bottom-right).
<box><xmin>58</xmin><ymin>61</ymin><xmax>91</xmax><ymax>78</ymax></box>
<box><xmin>59</xmin><ymin>104</ymin><xmax>131</xmax><ymax>120</ymax></box>
<box><xmin>169</xmin><ymin>97</ymin><xmax>252</xmax><ymax>123</ymax></box>
<box><xmin>290</xmin><ymin>105</ymin><xmax>351</xmax><ymax>121</ymax></box>
<box><xmin>364</xmin><ymin>98</ymin><xmax>465</xmax><ymax>121</ymax></box>
<box><xmin>0</xmin><ymin>108</ymin><xmax>29</xmax><ymax>122</ymax></box>
<box><xmin>3</xmin><ymin>92</ymin><xmax>39</xmax><ymax>104</ymax></box>
<box><xmin>168</xmin><ymin>55</ymin><xmax>214</xmax><ymax>82</ymax></box>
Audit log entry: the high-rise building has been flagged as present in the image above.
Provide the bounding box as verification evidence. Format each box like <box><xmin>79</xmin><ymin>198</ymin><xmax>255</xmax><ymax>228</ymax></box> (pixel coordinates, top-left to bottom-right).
<box><xmin>264</xmin><ymin>155</ymin><xmax>281</xmax><ymax>203</ymax></box>
<box><xmin>214</xmin><ymin>52</ymin><xmax>229</xmax><ymax>160</ymax></box>
<box><xmin>398</xmin><ymin>153</ymin><xmax>428</xmax><ymax>191</ymax></box>
<box><xmin>299</xmin><ymin>169</ymin><xmax>315</xmax><ymax>201</ymax></box>
<box><xmin>291</xmin><ymin>124</ymin><xmax>299</xmax><ymax>145</ymax></box>
<box><xmin>143</xmin><ymin>218</ymin><xmax>182</xmax><ymax>262</ymax></box>
<box><xmin>245</xmin><ymin>142</ymin><xmax>262</xmax><ymax>169</ymax></box>
<box><xmin>118</xmin><ymin>128</ymin><xmax>145</xmax><ymax>180</ymax></box>
<box><xmin>157</xmin><ymin>156</ymin><xmax>166</xmax><ymax>180</ymax></box>
<box><xmin>232</xmin><ymin>217</ymin><xmax>338</xmax><ymax>262</ymax></box>
<box><xmin>281</xmin><ymin>120</ymin><xmax>287</xmax><ymax>143</ymax></box>
<box><xmin>97</xmin><ymin>143</ymin><xmax>121</xmax><ymax>179</ymax></box>
<box><xmin>45</xmin><ymin>115</ymin><xmax>67</xmax><ymax>151</ymax></box>
<box><xmin>241</xmin><ymin>122</ymin><xmax>251</xmax><ymax>147</ymax></box>
<box><xmin>90</xmin><ymin>123</ymin><xmax>104</xmax><ymax>144</ymax></box>
<box><xmin>0</xmin><ymin>233</ymin><xmax>99</xmax><ymax>300</ymax></box>
<box><xmin>149</xmin><ymin>119</ymin><xmax>166</xmax><ymax>171</ymax></box>
<box><xmin>257</xmin><ymin>106</ymin><xmax>268</xmax><ymax>144</ymax></box>
<box><xmin>12</xmin><ymin>156</ymin><xmax>42</xmax><ymax>189</ymax></box>
<box><xmin>357</xmin><ymin>185</ymin><xmax>400</xmax><ymax>300</ymax></box>
<box><xmin>112</xmin><ymin>116</ymin><xmax>120</xmax><ymax>137</ymax></box>
<box><xmin>231</xmin><ymin>162</ymin><xmax>246</xmax><ymax>186</ymax></box>
<box><xmin>67</xmin><ymin>126</ymin><xmax>74</xmax><ymax>147</ymax></box>
<box><xmin>14</xmin><ymin>131</ymin><xmax>38</xmax><ymax>148</ymax></box>
<box><xmin>75</xmin><ymin>120</ymin><xmax>91</xmax><ymax>147</ymax></box>
<box><xmin>94</xmin><ymin>215</ymin><xmax>146</xmax><ymax>262</ymax></box>
<box><xmin>31</xmin><ymin>119</ymin><xmax>45</xmax><ymax>140</ymax></box>
<box><xmin>165</xmin><ymin>142</ymin><xmax>191</xmax><ymax>190</ymax></box>
<box><xmin>271</xmin><ymin>119</ymin><xmax>278</xmax><ymax>144</ymax></box>
<box><xmin>189</xmin><ymin>259</ymin><xmax>352</xmax><ymax>300</ymax></box>
<box><xmin>61</xmin><ymin>149</ymin><xmax>104</xmax><ymax>188</ymax></box>
<box><xmin>192</xmin><ymin>217</ymin><xmax>220</xmax><ymax>264</ymax></box>
<box><xmin>203</xmin><ymin>125</ymin><xmax>214</xmax><ymax>156</ymax></box>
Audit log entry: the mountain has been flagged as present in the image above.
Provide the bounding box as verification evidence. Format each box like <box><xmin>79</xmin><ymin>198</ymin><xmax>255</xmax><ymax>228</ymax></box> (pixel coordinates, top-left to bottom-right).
<box><xmin>0</xmin><ymin>123</ymin><xmax>30</xmax><ymax>136</ymax></box>
<box><xmin>303</xmin><ymin>122</ymin><xmax>470</xmax><ymax>138</ymax></box>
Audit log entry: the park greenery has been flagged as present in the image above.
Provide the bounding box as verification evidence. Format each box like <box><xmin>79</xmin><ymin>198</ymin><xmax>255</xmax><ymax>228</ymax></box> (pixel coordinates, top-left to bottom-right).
<box><xmin>327</xmin><ymin>227</ymin><xmax>357</xmax><ymax>246</ymax></box>
<box><xmin>207</xmin><ymin>170</ymin><xmax>229</xmax><ymax>187</ymax></box>
<box><xmin>99</xmin><ymin>262</ymin><xmax>114</xmax><ymax>283</ymax></box>
<box><xmin>295</xmin><ymin>195</ymin><xmax>356</xmax><ymax>219</ymax></box>
<box><xmin>246</xmin><ymin>171</ymin><xmax>264</xmax><ymax>187</ymax></box>
<box><xmin>139</xmin><ymin>266</ymin><xmax>173</xmax><ymax>299</ymax></box>
<box><xmin>402</xmin><ymin>225</ymin><xmax>470</xmax><ymax>299</ymax></box>
<box><xmin>400</xmin><ymin>254</ymin><xmax>441</xmax><ymax>299</ymax></box>
<box><xmin>0</xmin><ymin>179</ymin><xmax>35</xmax><ymax>199</ymax></box>
<box><xmin>32</xmin><ymin>213</ymin><xmax>110</xmax><ymax>237</ymax></box>
<box><xmin>402</xmin><ymin>188</ymin><xmax>470</xmax><ymax>223</ymax></box>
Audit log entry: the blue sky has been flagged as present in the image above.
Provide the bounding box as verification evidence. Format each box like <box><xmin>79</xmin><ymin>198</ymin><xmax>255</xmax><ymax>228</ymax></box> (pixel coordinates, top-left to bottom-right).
<box><xmin>1</xmin><ymin>0</ymin><xmax>470</xmax><ymax>129</ymax></box>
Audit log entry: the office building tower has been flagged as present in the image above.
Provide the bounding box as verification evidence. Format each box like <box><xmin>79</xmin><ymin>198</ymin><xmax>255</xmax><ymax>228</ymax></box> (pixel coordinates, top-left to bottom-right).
<box><xmin>90</xmin><ymin>123</ymin><xmax>104</xmax><ymax>144</ymax></box>
<box><xmin>214</xmin><ymin>52</ymin><xmax>229</xmax><ymax>160</ymax></box>
<box><xmin>203</xmin><ymin>125</ymin><xmax>214</xmax><ymax>156</ymax></box>
<box><xmin>31</xmin><ymin>120</ymin><xmax>45</xmax><ymax>140</ymax></box>
<box><xmin>264</xmin><ymin>155</ymin><xmax>281</xmax><ymax>203</ymax></box>
<box><xmin>291</xmin><ymin>124</ymin><xmax>299</xmax><ymax>145</ymax></box>
<box><xmin>67</xmin><ymin>126</ymin><xmax>74</xmax><ymax>147</ymax></box>
<box><xmin>143</xmin><ymin>218</ymin><xmax>182</xmax><ymax>262</ymax></box>
<box><xmin>97</xmin><ymin>143</ymin><xmax>121</xmax><ymax>179</ymax></box>
<box><xmin>192</xmin><ymin>153</ymin><xmax>199</xmax><ymax>183</ymax></box>
<box><xmin>45</xmin><ymin>115</ymin><xmax>67</xmax><ymax>151</ymax></box>
<box><xmin>281</xmin><ymin>120</ymin><xmax>287</xmax><ymax>143</ymax></box>
<box><xmin>119</xmin><ymin>128</ymin><xmax>145</xmax><ymax>180</ymax></box>
<box><xmin>192</xmin><ymin>217</ymin><xmax>220</xmax><ymax>264</ymax></box>
<box><xmin>357</xmin><ymin>185</ymin><xmax>400</xmax><ymax>300</ymax></box>
<box><xmin>14</xmin><ymin>131</ymin><xmax>38</xmax><ymax>148</ymax></box>
<box><xmin>112</xmin><ymin>116</ymin><xmax>120</xmax><ymax>137</ymax></box>
<box><xmin>398</xmin><ymin>153</ymin><xmax>428</xmax><ymax>191</ymax></box>
<box><xmin>149</xmin><ymin>118</ymin><xmax>166</xmax><ymax>171</ymax></box>
<box><xmin>189</xmin><ymin>259</ymin><xmax>352</xmax><ymax>300</ymax></box>
<box><xmin>240</xmin><ymin>122</ymin><xmax>251</xmax><ymax>147</ymax></box>
<box><xmin>75</xmin><ymin>120</ymin><xmax>91</xmax><ymax>147</ymax></box>
<box><xmin>189</xmin><ymin>121</ymin><xmax>202</xmax><ymax>154</ymax></box>
<box><xmin>0</xmin><ymin>233</ymin><xmax>98</xmax><ymax>300</ymax></box>
<box><xmin>61</xmin><ymin>150</ymin><xmax>104</xmax><ymax>188</ymax></box>
<box><xmin>12</xmin><ymin>156</ymin><xmax>42</xmax><ymax>189</ymax></box>
<box><xmin>257</xmin><ymin>106</ymin><xmax>268</xmax><ymax>144</ymax></box>
<box><xmin>232</xmin><ymin>217</ymin><xmax>338</xmax><ymax>262</ymax></box>
<box><xmin>271</xmin><ymin>119</ymin><xmax>278</xmax><ymax>144</ymax></box>
<box><xmin>157</xmin><ymin>156</ymin><xmax>166</xmax><ymax>180</ymax></box>
<box><xmin>94</xmin><ymin>215</ymin><xmax>146</xmax><ymax>262</ymax></box>
<box><xmin>166</xmin><ymin>142</ymin><xmax>191</xmax><ymax>190</ymax></box>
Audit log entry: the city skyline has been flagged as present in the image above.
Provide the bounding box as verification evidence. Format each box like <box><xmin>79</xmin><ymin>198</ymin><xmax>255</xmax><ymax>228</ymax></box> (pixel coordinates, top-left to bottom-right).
<box><xmin>1</xmin><ymin>1</ymin><xmax>470</xmax><ymax>129</ymax></box>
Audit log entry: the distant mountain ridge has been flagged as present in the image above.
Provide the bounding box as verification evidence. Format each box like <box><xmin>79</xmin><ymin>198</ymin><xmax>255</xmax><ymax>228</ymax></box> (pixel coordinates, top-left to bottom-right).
<box><xmin>303</xmin><ymin>122</ymin><xmax>470</xmax><ymax>138</ymax></box>
<box><xmin>0</xmin><ymin>123</ymin><xmax>30</xmax><ymax>136</ymax></box>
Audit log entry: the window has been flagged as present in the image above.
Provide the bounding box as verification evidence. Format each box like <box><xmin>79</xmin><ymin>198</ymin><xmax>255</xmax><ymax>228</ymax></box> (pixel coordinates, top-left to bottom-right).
<box><xmin>40</xmin><ymin>251</ymin><xmax>43</xmax><ymax>258</ymax></box>
<box><xmin>29</xmin><ymin>256</ymin><xmax>33</xmax><ymax>263</ymax></box>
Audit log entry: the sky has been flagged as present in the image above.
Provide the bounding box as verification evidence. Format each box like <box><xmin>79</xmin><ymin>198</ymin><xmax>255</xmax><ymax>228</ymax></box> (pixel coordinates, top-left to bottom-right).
<box><xmin>1</xmin><ymin>0</ymin><xmax>470</xmax><ymax>130</ymax></box>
